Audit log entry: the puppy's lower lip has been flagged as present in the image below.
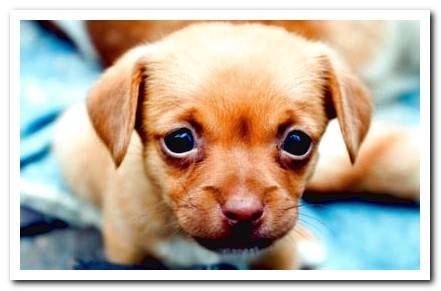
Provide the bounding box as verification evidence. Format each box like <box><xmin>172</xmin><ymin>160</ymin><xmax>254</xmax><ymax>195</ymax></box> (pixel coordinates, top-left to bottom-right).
<box><xmin>194</xmin><ymin>238</ymin><xmax>273</xmax><ymax>254</ymax></box>
<box><xmin>216</xmin><ymin>247</ymin><xmax>263</xmax><ymax>256</ymax></box>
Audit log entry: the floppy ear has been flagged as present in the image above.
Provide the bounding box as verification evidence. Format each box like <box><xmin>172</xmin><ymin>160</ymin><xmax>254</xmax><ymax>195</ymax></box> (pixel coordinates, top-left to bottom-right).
<box><xmin>87</xmin><ymin>47</ymin><xmax>148</xmax><ymax>167</ymax></box>
<box><xmin>321</xmin><ymin>55</ymin><xmax>373</xmax><ymax>164</ymax></box>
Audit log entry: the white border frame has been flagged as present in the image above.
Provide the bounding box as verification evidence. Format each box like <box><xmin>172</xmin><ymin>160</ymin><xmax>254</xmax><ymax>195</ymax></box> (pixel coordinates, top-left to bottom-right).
<box><xmin>10</xmin><ymin>9</ymin><xmax>431</xmax><ymax>281</ymax></box>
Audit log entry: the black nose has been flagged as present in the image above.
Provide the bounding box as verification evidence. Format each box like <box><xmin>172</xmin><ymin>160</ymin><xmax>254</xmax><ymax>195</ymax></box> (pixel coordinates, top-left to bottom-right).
<box><xmin>222</xmin><ymin>195</ymin><xmax>264</xmax><ymax>223</ymax></box>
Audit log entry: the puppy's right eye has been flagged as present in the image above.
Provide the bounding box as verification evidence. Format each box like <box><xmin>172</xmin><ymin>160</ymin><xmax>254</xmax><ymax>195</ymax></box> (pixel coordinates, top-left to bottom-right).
<box><xmin>163</xmin><ymin>128</ymin><xmax>196</xmax><ymax>155</ymax></box>
<box><xmin>281</xmin><ymin>130</ymin><xmax>312</xmax><ymax>158</ymax></box>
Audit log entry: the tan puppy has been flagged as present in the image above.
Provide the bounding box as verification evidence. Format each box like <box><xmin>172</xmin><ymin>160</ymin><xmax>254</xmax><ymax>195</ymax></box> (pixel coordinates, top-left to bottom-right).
<box><xmin>53</xmin><ymin>22</ymin><xmax>417</xmax><ymax>269</ymax></box>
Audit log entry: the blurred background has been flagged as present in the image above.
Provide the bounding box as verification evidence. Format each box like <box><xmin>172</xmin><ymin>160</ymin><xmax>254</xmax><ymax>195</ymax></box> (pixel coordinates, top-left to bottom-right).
<box><xmin>20</xmin><ymin>20</ymin><xmax>420</xmax><ymax>270</ymax></box>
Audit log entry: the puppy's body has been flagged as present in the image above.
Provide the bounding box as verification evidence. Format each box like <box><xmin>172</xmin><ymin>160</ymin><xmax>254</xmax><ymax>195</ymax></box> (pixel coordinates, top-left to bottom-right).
<box><xmin>53</xmin><ymin>22</ymin><xmax>419</xmax><ymax>269</ymax></box>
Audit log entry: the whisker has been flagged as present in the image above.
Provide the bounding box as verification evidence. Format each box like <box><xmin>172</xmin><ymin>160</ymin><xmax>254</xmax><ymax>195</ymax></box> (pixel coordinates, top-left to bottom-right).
<box><xmin>296</xmin><ymin>220</ymin><xmax>325</xmax><ymax>236</ymax></box>
<box><xmin>298</xmin><ymin>213</ymin><xmax>328</xmax><ymax>227</ymax></box>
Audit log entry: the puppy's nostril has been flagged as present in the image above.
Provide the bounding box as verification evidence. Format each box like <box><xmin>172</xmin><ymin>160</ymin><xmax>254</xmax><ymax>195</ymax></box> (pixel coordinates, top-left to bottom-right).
<box><xmin>250</xmin><ymin>209</ymin><xmax>264</xmax><ymax>221</ymax></box>
<box><xmin>222</xmin><ymin>197</ymin><xmax>264</xmax><ymax>222</ymax></box>
<box><xmin>224</xmin><ymin>210</ymin><xmax>240</xmax><ymax>221</ymax></box>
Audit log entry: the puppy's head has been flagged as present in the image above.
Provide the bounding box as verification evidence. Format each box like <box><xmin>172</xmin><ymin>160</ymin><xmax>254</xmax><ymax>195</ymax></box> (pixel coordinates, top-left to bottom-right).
<box><xmin>87</xmin><ymin>23</ymin><xmax>372</xmax><ymax>253</ymax></box>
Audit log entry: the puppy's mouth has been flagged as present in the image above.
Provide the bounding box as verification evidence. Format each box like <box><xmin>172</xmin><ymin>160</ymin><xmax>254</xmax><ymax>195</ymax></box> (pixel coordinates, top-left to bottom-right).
<box><xmin>194</xmin><ymin>237</ymin><xmax>273</xmax><ymax>255</ymax></box>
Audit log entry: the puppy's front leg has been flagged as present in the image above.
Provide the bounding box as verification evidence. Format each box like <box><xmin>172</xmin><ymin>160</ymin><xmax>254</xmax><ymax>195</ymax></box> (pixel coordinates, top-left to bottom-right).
<box><xmin>102</xmin><ymin>199</ymin><xmax>144</xmax><ymax>265</ymax></box>
<box><xmin>103</xmin><ymin>221</ymin><xmax>143</xmax><ymax>265</ymax></box>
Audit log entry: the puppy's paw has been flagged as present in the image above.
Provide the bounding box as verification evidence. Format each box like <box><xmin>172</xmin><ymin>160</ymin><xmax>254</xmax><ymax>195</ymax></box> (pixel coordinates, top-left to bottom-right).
<box><xmin>293</xmin><ymin>225</ymin><xmax>326</xmax><ymax>269</ymax></box>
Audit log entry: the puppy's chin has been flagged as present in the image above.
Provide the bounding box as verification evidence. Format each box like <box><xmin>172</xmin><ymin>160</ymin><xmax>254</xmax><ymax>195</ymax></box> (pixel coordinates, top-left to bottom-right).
<box><xmin>190</xmin><ymin>221</ymin><xmax>294</xmax><ymax>255</ymax></box>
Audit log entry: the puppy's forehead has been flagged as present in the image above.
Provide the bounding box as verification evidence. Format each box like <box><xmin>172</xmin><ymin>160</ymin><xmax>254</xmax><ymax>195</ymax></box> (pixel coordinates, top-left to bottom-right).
<box><xmin>145</xmin><ymin>24</ymin><xmax>329</xmax><ymax>140</ymax></box>
<box><xmin>148</xmin><ymin>23</ymin><xmax>327</xmax><ymax>89</ymax></box>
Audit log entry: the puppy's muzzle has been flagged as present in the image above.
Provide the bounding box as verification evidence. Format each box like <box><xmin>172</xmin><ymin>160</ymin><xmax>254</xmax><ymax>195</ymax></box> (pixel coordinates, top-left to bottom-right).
<box><xmin>195</xmin><ymin>191</ymin><xmax>272</xmax><ymax>253</ymax></box>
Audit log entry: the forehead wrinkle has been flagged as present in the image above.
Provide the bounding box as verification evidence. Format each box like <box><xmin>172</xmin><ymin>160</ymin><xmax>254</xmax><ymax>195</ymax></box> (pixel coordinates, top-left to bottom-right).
<box><xmin>194</xmin><ymin>76</ymin><xmax>300</xmax><ymax>144</ymax></box>
<box><xmin>236</xmin><ymin>115</ymin><xmax>250</xmax><ymax>139</ymax></box>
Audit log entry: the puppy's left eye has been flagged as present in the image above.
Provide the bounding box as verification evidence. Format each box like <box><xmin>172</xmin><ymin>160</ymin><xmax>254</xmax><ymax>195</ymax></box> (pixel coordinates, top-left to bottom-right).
<box><xmin>281</xmin><ymin>130</ymin><xmax>312</xmax><ymax>157</ymax></box>
<box><xmin>163</xmin><ymin>128</ymin><xmax>196</xmax><ymax>155</ymax></box>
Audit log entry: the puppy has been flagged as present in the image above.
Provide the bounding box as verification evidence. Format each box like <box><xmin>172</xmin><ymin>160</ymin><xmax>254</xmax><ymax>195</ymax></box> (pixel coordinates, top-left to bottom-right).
<box><xmin>53</xmin><ymin>22</ymin><xmax>417</xmax><ymax>269</ymax></box>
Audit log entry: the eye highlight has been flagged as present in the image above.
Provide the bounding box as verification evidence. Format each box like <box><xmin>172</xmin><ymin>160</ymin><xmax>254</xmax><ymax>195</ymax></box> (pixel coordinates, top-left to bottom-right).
<box><xmin>281</xmin><ymin>130</ymin><xmax>312</xmax><ymax>158</ymax></box>
<box><xmin>163</xmin><ymin>128</ymin><xmax>196</xmax><ymax>156</ymax></box>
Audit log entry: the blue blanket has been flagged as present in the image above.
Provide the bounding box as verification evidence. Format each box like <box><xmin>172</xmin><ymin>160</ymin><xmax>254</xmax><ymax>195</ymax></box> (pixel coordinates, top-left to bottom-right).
<box><xmin>19</xmin><ymin>20</ymin><xmax>420</xmax><ymax>270</ymax></box>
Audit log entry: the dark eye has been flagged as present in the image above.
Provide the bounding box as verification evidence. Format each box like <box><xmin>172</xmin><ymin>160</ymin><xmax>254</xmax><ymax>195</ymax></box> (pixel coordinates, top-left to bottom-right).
<box><xmin>163</xmin><ymin>128</ymin><xmax>196</xmax><ymax>154</ymax></box>
<box><xmin>281</xmin><ymin>130</ymin><xmax>312</xmax><ymax>157</ymax></box>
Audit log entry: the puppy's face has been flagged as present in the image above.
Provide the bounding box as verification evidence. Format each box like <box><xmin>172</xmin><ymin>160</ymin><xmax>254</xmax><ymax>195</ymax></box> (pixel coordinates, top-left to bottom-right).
<box><xmin>88</xmin><ymin>23</ymin><xmax>372</xmax><ymax>253</ymax></box>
